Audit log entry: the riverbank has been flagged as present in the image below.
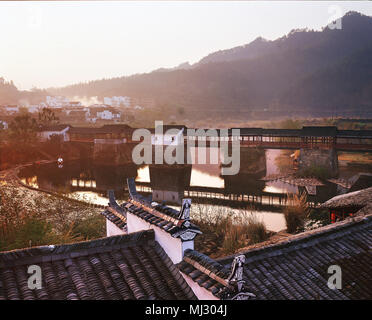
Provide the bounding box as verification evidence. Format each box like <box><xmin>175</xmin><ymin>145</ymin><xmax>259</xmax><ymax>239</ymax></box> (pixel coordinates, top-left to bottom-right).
<box><xmin>0</xmin><ymin>163</ymin><xmax>106</xmax><ymax>251</ymax></box>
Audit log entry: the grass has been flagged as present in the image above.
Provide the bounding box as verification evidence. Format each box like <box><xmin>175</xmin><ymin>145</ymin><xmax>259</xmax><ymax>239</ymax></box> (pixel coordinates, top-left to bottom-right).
<box><xmin>0</xmin><ymin>183</ymin><xmax>105</xmax><ymax>252</ymax></box>
<box><xmin>192</xmin><ymin>202</ymin><xmax>268</xmax><ymax>257</ymax></box>
<box><xmin>297</xmin><ymin>164</ymin><xmax>331</xmax><ymax>180</ymax></box>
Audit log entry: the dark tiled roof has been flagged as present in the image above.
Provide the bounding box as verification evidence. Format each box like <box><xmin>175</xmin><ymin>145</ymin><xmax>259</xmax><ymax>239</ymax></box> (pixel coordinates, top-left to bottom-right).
<box><xmin>122</xmin><ymin>200</ymin><xmax>201</xmax><ymax>237</ymax></box>
<box><xmin>0</xmin><ymin>230</ymin><xmax>196</xmax><ymax>300</ymax></box>
<box><xmin>217</xmin><ymin>215</ymin><xmax>372</xmax><ymax>300</ymax></box>
<box><xmin>337</xmin><ymin>130</ymin><xmax>372</xmax><ymax>138</ymax></box>
<box><xmin>101</xmin><ymin>190</ymin><xmax>127</xmax><ymax>230</ymax></box>
<box><xmin>349</xmin><ymin>174</ymin><xmax>372</xmax><ymax>192</ymax></box>
<box><xmin>69</xmin><ymin>124</ymin><xmax>132</xmax><ymax>135</ymax></box>
<box><xmin>263</xmin><ymin>129</ymin><xmax>301</xmax><ymax>137</ymax></box>
<box><xmin>101</xmin><ymin>124</ymin><xmax>132</xmax><ymax>132</ymax></box>
<box><xmin>235</xmin><ymin>128</ymin><xmax>263</xmax><ymax>136</ymax></box>
<box><xmin>178</xmin><ymin>250</ymin><xmax>256</xmax><ymax>300</ymax></box>
<box><xmin>319</xmin><ymin>187</ymin><xmax>372</xmax><ymax>209</ymax></box>
<box><xmin>39</xmin><ymin>124</ymin><xmax>70</xmax><ymax>132</ymax></box>
<box><xmin>177</xmin><ymin>250</ymin><xmax>231</xmax><ymax>297</ymax></box>
<box><xmin>101</xmin><ymin>209</ymin><xmax>126</xmax><ymax>231</ymax></box>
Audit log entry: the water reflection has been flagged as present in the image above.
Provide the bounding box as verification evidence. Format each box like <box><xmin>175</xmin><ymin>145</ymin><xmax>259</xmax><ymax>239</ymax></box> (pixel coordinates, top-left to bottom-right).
<box><xmin>18</xmin><ymin>149</ymin><xmax>341</xmax><ymax>232</ymax></box>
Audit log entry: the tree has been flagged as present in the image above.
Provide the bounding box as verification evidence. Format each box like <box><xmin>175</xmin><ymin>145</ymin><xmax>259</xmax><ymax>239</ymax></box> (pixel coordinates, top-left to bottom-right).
<box><xmin>38</xmin><ymin>108</ymin><xmax>59</xmax><ymax>127</ymax></box>
<box><xmin>9</xmin><ymin>114</ymin><xmax>39</xmax><ymax>144</ymax></box>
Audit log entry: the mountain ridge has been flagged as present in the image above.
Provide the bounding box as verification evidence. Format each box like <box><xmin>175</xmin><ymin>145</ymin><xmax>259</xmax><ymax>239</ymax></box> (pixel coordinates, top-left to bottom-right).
<box><xmin>4</xmin><ymin>11</ymin><xmax>372</xmax><ymax>118</ymax></box>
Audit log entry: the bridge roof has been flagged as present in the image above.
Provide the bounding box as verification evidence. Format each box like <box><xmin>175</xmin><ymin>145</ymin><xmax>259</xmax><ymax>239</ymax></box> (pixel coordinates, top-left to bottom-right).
<box><xmin>262</xmin><ymin>128</ymin><xmax>301</xmax><ymax>137</ymax></box>
<box><xmin>148</xmin><ymin>124</ymin><xmax>187</xmax><ymax>134</ymax></box>
<box><xmin>232</xmin><ymin>128</ymin><xmax>263</xmax><ymax>136</ymax></box>
<box><xmin>301</xmin><ymin>126</ymin><xmax>337</xmax><ymax>137</ymax></box>
<box><xmin>69</xmin><ymin>124</ymin><xmax>133</xmax><ymax>135</ymax></box>
<box><xmin>337</xmin><ymin>129</ymin><xmax>372</xmax><ymax>138</ymax></box>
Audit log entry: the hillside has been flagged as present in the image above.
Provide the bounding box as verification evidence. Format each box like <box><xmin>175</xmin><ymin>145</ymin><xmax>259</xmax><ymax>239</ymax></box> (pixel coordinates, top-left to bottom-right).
<box><xmin>0</xmin><ymin>77</ymin><xmax>47</xmax><ymax>106</ymax></box>
<box><xmin>48</xmin><ymin>11</ymin><xmax>372</xmax><ymax>118</ymax></box>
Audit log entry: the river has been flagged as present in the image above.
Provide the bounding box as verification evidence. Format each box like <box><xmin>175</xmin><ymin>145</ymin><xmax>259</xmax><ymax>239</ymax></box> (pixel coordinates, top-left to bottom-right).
<box><xmin>18</xmin><ymin>149</ymin><xmax>369</xmax><ymax>232</ymax></box>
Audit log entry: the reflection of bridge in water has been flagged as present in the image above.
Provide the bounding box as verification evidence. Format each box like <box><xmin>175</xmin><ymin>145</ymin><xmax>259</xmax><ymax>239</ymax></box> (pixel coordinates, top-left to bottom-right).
<box><xmin>134</xmin><ymin>182</ymin><xmax>320</xmax><ymax>210</ymax></box>
<box><xmin>19</xmin><ymin>155</ymin><xmax>338</xmax><ymax>211</ymax></box>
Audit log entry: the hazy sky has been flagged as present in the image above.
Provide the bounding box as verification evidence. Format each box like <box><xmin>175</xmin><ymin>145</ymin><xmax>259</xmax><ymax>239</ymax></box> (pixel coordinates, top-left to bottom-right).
<box><xmin>1</xmin><ymin>1</ymin><xmax>371</xmax><ymax>90</ymax></box>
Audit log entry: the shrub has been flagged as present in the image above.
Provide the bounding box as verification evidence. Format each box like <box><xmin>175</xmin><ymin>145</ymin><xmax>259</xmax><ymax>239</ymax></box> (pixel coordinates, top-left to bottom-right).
<box><xmin>283</xmin><ymin>193</ymin><xmax>310</xmax><ymax>234</ymax></box>
<box><xmin>72</xmin><ymin>215</ymin><xmax>106</xmax><ymax>240</ymax></box>
<box><xmin>306</xmin><ymin>208</ymin><xmax>331</xmax><ymax>229</ymax></box>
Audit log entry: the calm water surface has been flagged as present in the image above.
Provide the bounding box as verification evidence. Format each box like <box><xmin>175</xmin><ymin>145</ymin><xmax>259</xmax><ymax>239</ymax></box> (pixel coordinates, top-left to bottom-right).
<box><xmin>19</xmin><ymin>149</ymin><xmax>362</xmax><ymax>232</ymax></box>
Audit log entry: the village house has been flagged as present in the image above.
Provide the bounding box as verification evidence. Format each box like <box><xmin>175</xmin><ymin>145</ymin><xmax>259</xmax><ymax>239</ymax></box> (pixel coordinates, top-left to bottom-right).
<box><xmin>320</xmin><ymin>186</ymin><xmax>372</xmax><ymax>223</ymax></box>
<box><xmin>86</xmin><ymin>105</ymin><xmax>121</xmax><ymax>123</ymax></box>
<box><xmin>46</xmin><ymin>96</ymin><xmax>70</xmax><ymax>108</ymax></box>
<box><xmin>104</xmin><ymin>96</ymin><xmax>131</xmax><ymax>108</ymax></box>
<box><xmin>27</xmin><ymin>105</ymin><xmax>41</xmax><ymax>113</ymax></box>
<box><xmin>68</xmin><ymin>124</ymin><xmax>133</xmax><ymax>143</ymax></box>
<box><xmin>0</xmin><ymin>120</ymin><xmax>8</xmax><ymax>129</ymax></box>
<box><xmin>1</xmin><ymin>105</ymin><xmax>19</xmax><ymax>114</ymax></box>
<box><xmin>68</xmin><ymin>101</ymin><xmax>82</xmax><ymax>108</ymax></box>
<box><xmin>38</xmin><ymin>124</ymin><xmax>71</xmax><ymax>142</ymax></box>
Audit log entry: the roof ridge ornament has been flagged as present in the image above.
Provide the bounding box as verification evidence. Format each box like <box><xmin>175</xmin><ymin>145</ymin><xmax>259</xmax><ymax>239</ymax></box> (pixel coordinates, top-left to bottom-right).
<box><xmin>227</xmin><ymin>254</ymin><xmax>246</xmax><ymax>292</ymax></box>
<box><xmin>224</xmin><ymin>254</ymin><xmax>256</xmax><ymax>300</ymax></box>
<box><xmin>127</xmin><ymin>178</ymin><xmax>138</xmax><ymax>199</ymax></box>
<box><xmin>178</xmin><ymin>198</ymin><xmax>191</xmax><ymax>227</ymax></box>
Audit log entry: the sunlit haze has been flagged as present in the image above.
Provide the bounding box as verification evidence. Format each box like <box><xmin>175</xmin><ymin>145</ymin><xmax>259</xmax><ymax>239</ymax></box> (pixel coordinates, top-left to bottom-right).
<box><xmin>1</xmin><ymin>1</ymin><xmax>372</xmax><ymax>90</ymax></box>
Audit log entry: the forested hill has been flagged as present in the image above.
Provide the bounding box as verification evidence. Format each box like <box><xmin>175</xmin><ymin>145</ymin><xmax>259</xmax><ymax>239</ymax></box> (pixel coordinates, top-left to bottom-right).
<box><xmin>48</xmin><ymin>11</ymin><xmax>372</xmax><ymax>117</ymax></box>
<box><xmin>0</xmin><ymin>79</ymin><xmax>19</xmax><ymax>105</ymax></box>
<box><xmin>0</xmin><ymin>78</ymin><xmax>47</xmax><ymax>105</ymax></box>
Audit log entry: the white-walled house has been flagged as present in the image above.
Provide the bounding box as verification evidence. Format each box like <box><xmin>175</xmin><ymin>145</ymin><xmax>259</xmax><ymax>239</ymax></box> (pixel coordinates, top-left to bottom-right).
<box><xmin>28</xmin><ymin>105</ymin><xmax>41</xmax><ymax>113</ymax></box>
<box><xmin>100</xmin><ymin>179</ymin><xmax>253</xmax><ymax>300</ymax></box>
<box><xmin>38</xmin><ymin>124</ymin><xmax>71</xmax><ymax>142</ymax></box>
<box><xmin>104</xmin><ymin>96</ymin><xmax>131</xmax><ymax>107</ymax></box>
<box><xmin>86</xmin><ymin>105</ymin><xmax>121</xmax><ymax>122</ymax></box>
<box><xmin>4</xmin><ymin>105</ymin><xmax>19</xmax><ymax>114</ymax></box>
<box><xmin>46</xmin><ymin>96</ymin><xmax>70</xmax><ymax>108</ymax></box>
<box><xmin>97</xmin><ymin>109</ymin><xmax>121</xmax><ymax>120</ymax></box>
<box><xmin>68</xmin><ymin>101</ymin><xmax>82</xmax><ymax>107</ymax></box>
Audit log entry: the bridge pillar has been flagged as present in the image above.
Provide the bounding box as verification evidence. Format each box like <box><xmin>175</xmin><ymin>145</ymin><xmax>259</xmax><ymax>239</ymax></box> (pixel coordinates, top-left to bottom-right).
<box><xmin>93</xmin><ymin>140</ymin><xmax>133</xmax><ymax>165</ymax></box>
<box><xmin>298</xmin><ymin>148</ymin><xmax>338</xmax><ymax>177</ymax></box>
<box><xmin>149</xmin><ymin>164</ymin><xmax>192</xmax><ymax>205</ymax></box>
